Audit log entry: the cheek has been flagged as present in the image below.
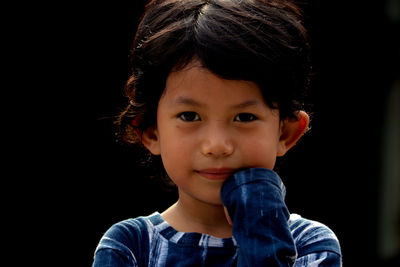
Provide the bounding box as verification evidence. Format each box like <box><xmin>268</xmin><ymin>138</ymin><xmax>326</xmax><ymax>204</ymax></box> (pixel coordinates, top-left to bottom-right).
<box><xmin>159</xmin><ymin>135</ymin><xmax>194</xmax><ymax>174</ymax></box>
<box><xmin>161</xmin><ymin>133</ymin><xmax>194</xmax><ymax>157</ymax></box>
<box><xmin>239</xmin><ymin>136</ymin><xmax>279</xmax><ymax>169</ymax></box>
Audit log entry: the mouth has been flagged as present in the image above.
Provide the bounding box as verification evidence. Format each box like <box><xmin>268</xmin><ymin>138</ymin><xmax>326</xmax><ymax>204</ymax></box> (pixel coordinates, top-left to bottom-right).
<box><xmin>195</xmin><ymin>168</ymin><xmax>235</xmax><ymax>181</ymax></box>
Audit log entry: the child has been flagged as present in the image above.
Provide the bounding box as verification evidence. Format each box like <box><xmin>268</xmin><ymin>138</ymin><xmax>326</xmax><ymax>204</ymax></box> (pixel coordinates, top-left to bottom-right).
<box><xmin>93</xmin><ymin>0</ymin><xmax>342</xmax><ymax>266</ymax></box>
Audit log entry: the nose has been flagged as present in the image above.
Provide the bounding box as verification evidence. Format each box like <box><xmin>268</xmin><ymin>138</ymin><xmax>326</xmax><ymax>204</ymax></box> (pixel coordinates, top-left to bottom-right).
<box><xmin>200</xmin><ymin>123</ymin><xmax>234</xmax><ymax>158</ymax></box>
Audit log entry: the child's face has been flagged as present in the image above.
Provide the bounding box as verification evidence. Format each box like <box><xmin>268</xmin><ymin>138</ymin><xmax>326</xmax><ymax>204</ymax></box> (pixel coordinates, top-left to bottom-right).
<box><xmin>146</xmin><ymin>62</ymin><xmax>286</xmax><ymax>205</ymax></box>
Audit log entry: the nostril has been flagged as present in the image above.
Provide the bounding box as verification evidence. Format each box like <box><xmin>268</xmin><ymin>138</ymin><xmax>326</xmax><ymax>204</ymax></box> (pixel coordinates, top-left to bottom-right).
<box><xmin>201</xmin><ymin>141</ymin><xmax>234</xmax><ymax>158</ymax></box>
<box><xmin>200</xmin><ymin>124</ymin><xmax>234</xmax><ymax>157</ymax></box>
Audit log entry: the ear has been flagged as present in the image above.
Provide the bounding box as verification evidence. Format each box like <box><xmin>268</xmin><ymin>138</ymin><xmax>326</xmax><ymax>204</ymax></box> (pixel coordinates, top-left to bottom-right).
<box><xmin>141</xmin><ymin>125</ymin><xmax>161</xmax><ymax>155</ymax></box>
<box><xmin>277</xmin><ymin>111</ymin><xmax>310</xmax><ymax>156</ymax></box>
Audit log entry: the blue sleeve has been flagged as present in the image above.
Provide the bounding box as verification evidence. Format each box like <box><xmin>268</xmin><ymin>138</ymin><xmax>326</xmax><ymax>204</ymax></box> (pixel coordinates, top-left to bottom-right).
<box><xmin>294</xmin><ymin>252</ymin><xmax>341</xmax><ymax>267</ymax></box>
<box><xmin>292</xmin><ymin>214</ymin><xmax>342</xmax><ymax>266</ymax></box>
<box><xmin>221</xmin><ymin>168</ymin><xmax>297</xmax><ymax>266</ymax></box>
<box><xmin>221</xmin><ymin>168</ymin><xmax>342</xmax><ymax>267</ymax></box>
<box><xmin>93</xmin><ymin>218</ymin><xmax>149</xmax><ymax>267</ymax></box>
<box><xmin>93</xmin><ymin>237</ymin><xmax>137</xmax><ymax>267</ymax></box>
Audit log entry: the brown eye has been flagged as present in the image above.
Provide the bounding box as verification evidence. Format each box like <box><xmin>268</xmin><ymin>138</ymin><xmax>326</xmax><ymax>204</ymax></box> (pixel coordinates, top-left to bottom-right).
<box><xmin>234</xmin><ymin>113</ymin><xmax>257</xmax><ymax>122</ymax></box>
<box><xmin>178</xmin><ymin>112</ymin><xmax>201</xmax><ymax>122</ymax></box>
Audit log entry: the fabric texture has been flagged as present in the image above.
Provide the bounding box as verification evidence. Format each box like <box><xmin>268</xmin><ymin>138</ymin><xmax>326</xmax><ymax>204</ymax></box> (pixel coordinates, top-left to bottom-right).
<box><xmin>93</xmin><ymin>168</ymin><xmax>341</xmax><ymax>266</ymax></box>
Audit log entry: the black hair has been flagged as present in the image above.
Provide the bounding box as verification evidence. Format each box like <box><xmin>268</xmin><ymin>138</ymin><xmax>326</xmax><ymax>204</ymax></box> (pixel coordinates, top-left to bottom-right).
<box><xmin>116</xmin><ymin>0</ymin><xmax>311</xmax><ymax>181</ymax></box>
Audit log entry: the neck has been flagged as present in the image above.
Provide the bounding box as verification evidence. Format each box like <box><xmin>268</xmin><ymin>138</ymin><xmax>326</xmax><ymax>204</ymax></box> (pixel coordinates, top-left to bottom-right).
<box><xmin>162</xmin><ymin>191</ymin><xmax>232</xmax><ymax>238</ymax></box>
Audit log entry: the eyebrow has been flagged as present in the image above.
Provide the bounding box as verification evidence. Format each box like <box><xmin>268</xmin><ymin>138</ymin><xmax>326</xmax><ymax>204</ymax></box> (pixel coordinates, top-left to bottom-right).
<box><xmin>174</xmin><ymin>97</ymin><xmax>205</xmax><ymax>107</ymax></box>
<box><xmin>231</xmin><ymin>100</ymin><xmax>261</xmax><ymax>109</ymax></box>
<box><xmin>173</xmin><ymin>97</ymin><xmax>261</xmax><ymax>109</ymax></box>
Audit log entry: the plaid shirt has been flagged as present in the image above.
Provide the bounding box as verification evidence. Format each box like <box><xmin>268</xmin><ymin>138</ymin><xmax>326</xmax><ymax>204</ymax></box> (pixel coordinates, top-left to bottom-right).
<box><xmin>93</xmin><ymin>168</ymin><xmax>342</xmax><ymax>266</ymax></box>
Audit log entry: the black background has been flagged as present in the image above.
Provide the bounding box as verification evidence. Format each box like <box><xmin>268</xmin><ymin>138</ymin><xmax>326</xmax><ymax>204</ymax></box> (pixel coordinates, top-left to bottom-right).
<box><xmin>15</xmin><ymin>1</ymin><xmax>399</xmax><ymax>266</ymax></box>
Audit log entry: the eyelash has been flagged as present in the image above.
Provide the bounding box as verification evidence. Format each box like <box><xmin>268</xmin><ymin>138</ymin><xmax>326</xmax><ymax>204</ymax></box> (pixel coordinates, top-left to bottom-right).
<box><xmin>177</xmin><ymin>112</ymin><xmax>258</xmax><ymax>122</ymax></box>
<box><xmin>178</xmin><ymin>112</ymin><xmax>201</xmax><ymax>122</ymax></box>
<box><xmin>234</xmin><ymin>113</ymin><xmax>258</xmax><ymax>122</ymax></box>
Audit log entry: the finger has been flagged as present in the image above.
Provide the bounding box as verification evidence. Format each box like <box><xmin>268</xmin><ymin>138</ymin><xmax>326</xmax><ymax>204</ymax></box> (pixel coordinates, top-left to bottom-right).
<box><xmin>224</xmin><ymin>206</ymin><xmax>233</xmax><ymax>226</ymax></box>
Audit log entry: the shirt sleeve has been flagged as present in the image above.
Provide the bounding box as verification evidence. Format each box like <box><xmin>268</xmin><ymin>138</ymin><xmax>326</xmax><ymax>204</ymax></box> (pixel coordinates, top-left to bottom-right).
<box><xmin>93</xmin><ymin>236</ymin><xmax>138</xmax><ymax>267</ymax></box>
<box><xmin>291</xmin><ymin>213</ymin><xmax>342</xmax><ymax>266</ymax></box>
<box><xmin>221</xmin><ymin>168</ymin><xmax>342</xmax><ymax>267</ymax></box>
<box><xmin>221</xmin><ymin>168</ymin><xmax>297</xmax><ymax>266</ymax></box>
<box><xmin>93</xmin><ymin>219</ymin><xmax>147</xmax><ymax>267</ymax></box>
<box><xmin>294</xmin><ymin>251</ymin><xmax>341</xmax><ymax>267</ymax></box>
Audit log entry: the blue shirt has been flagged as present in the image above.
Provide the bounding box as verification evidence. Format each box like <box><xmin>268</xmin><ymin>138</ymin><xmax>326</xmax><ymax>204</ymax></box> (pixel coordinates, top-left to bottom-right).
<box><xmin>93</xmin><ymin>168</ymin><xmax>342</xmax><ymax>266</ymax></box>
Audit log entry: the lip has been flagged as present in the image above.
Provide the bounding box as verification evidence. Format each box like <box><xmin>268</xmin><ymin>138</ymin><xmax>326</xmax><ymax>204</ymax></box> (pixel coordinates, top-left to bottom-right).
<box><xmin>196</xmin><ymin>168</ymin><xmax>235</xmax><ymax>180</ymax></box>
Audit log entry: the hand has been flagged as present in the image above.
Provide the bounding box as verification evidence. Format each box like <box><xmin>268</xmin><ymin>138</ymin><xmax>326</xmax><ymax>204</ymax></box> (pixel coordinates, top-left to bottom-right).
<box><xmin>224</xmin><ymin>206</ymin><xmax>233</xmax><ymax>226</ymax></box>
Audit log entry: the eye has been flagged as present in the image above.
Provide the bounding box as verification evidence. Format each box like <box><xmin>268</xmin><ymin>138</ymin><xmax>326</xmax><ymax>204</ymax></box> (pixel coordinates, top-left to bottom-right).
<box><xmin>178</xmin><ymin>112</ymin><xmax>201</xmax><ymax>122</ymax></box>
<box><xmin>234</xmin><ymin>113</ymin><xmax>258</xmax><ymax>122</ymax></box>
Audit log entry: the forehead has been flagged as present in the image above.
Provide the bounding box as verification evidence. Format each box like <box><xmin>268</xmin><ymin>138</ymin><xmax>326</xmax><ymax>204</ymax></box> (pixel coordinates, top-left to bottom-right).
<box><xmin>163</xmin><ymin>62</ymin><xmax>265</xmax><ymax>106</ymax></box>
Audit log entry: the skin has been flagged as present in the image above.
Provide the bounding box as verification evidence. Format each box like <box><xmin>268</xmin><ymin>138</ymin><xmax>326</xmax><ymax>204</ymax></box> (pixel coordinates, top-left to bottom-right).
<box><xmin>142</xmin><ymin>60</ymin><xmax>309</xmax><ymax>238</ymax></box>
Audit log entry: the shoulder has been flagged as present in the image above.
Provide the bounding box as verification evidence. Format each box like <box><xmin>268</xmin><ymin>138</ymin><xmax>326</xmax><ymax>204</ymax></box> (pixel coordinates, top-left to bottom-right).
<box><xmin>94</xmin><ymin>213</ymin><xmax>157</xmax><ymax>265</ymax></box>
<box><xmin>102</xmin><ymin>215</ymin><xmax>151</xmax><ymax>246</ymax></box>
<box><xmin>289</xmin><ymin>214</ymin><xmax>342</xmax><ymax>258</ymax></box>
